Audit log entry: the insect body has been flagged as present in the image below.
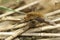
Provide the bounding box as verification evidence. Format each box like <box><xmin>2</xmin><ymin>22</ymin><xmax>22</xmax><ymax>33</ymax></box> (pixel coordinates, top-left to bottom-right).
<box><xmin>24</xmin><ymin>0</ymin><xmax>60</xmax><ymax>24</ymax></box>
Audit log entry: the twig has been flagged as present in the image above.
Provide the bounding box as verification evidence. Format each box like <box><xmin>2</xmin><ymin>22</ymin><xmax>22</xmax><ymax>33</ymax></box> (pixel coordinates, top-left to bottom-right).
<box><xmin>22</xmin><ymin>33</ymin><xmax>60</xmax><ymax>36</ymax></box>
<box><xmin>15</xmin><ymin>0</ymin><xmax>39</xmax><ymax>11</ymax></box>
<box><xmin>13</xmin><ymin>23</ymin><xmax>27</xmax><ymax>29</ymax></box>
<box><xmin>25</xmin><ymin>24</ymin><xmax>60</xmax><ymax>33</ymax></box>
<box><xmin>0</xmin><ymin>1</ymin><xmax>39</xmax><ymax>18</ymax></box>
<box><xmin>43</xmin><ymin>9</ymin><xmax>60</xmax><ymax>25</ymax></box>
<box><xmin>0</xmin><ymin>23</ymin><xmax>27</xmax><ymax>31</ymax></box>
<box><xmin>1</xmin><ymin>32</ymin><xmax>60</xmax><ymax>37</ymax></box>
<box><xmin>0</xmin><ymin>32</ymin><xmax>14</xmax><ymax>35</ymax></box>
<box><xmin>50</xmin><ymin>18</ymin><xmax>60</xmax><ymax>22</ymax></box>
<box><xmin>1</xmin><ymin>17</ymin><xmax>22</xmax><ymax>21</ymax></box>
<box><xmin>5</xmin><ymin>26</ymin><xmax>29</xmax><ymax>40</ymax></box>
<box><xmin>45</xmin><ymin>9</ymin><xmax>60</xmax><ymax>16</ymax></box>
<box><xmin>0</xmin><ymin>25</ymin><xmax>14</xmax><ymax>31</ymax></box>
<box><xmin>1</xmin><ymin>15</ymin><xmax>26</xmax><ymax>21</ymax></box>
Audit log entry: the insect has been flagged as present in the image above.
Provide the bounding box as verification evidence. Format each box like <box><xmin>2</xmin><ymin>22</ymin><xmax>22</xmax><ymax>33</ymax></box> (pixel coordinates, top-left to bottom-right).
<box><xmin>24</xmin><ymin>0</ymin><xmax>60</xmax><ymax>23</ymax></box>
